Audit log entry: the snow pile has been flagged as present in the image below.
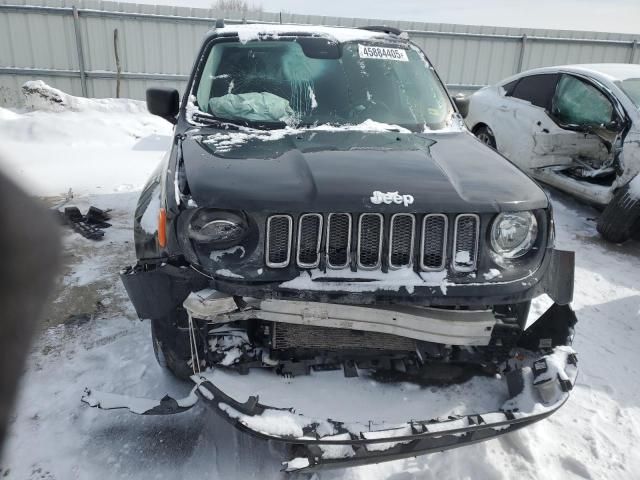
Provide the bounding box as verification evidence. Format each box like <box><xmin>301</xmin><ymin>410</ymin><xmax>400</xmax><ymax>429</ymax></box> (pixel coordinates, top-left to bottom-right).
<box><xmin>22</xmin><ymin>80</ymin><xmax>150</xmax><ymax>114</ymax></box>
<box><xmin>0</xmin><ymin>81</ymin><xmax>171</xmax><ymax>196</ymax></box>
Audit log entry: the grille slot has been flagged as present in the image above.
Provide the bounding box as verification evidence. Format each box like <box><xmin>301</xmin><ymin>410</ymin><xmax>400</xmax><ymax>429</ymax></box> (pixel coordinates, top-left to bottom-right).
<box><xmin>358</xmin><ymin>213</ymin><xmax>383</xmax><ymax>269</ymax></box>
<box><xmin>453</xmin><ymin>214</ymin><xmax>480</xmax><ymax>272</ymax></box>
<box><xmin>326</xmin><ymin>213</ymin><xmax>352</xmax><ymax>268</ymax></box>
<box><xmin>296</xmin><ymin>213</ymin><xmax>322</xmax><ymax>268</ymax></box>
<box><xmin>421</xmin><ymin>214</ymin><xmax>448</xmax><ymax>271</ymax></box>
<box><xmin>389</xmin><ymin>214</ymin><xmax>415</xmax><ymax>268</ymax></box>
<box><xmin>266</xmin><ymin>215</ymin><xmax>292</xmax><ymax>268</ymax></box>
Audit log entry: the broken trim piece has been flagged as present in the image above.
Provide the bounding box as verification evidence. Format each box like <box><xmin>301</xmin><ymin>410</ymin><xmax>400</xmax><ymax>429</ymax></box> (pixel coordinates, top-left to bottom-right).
<box><xmin>81</xmin><ymin>386</ymin><xmax>199</xmax><ymax>415</ymax></box>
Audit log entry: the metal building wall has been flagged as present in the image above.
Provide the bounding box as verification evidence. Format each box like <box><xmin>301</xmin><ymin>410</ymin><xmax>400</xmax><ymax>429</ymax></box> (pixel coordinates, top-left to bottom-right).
<box><xmin>1</xmin><ymin>0</ymin><xmax>639</xmax><ymax>106</ymax></box>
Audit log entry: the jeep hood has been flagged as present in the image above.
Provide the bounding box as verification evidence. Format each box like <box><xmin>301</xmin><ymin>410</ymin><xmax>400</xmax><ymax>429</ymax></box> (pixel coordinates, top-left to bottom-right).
<box><xmin>180</xmin><ymin>129</ymin><xmax>548</xmax><ymax>212</ymax></box>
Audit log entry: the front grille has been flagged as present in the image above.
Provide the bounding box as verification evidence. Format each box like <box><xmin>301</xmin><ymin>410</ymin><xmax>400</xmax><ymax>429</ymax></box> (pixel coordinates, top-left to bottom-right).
<box><xmin>389</xmin><ymin>213</ymin><xmax>415</xmax><ymax>268</ymax></box>
<box><xmin>453</xmin><ymin>214</ymin><xmax>480</xmax><ymax>272</ymax></box>
<box><xmin>265</xmin><ymin>212</ymin><xmax>480</xmax><ymax>273</ymax></box>
<box><xmin>358</xmin><ymin>214</ymin><xmax>383</xmax><ymax>269</ymax></box>
<box><xmin>421</xmin><ymin>214</ymin><xmax>447</xmax><ymax>270</ymax></box>
<box><xmin>297</xmin><ymin>213</ymin><xmax>322</xmax><ymax>268</ymax></box>
<box><xmin>327</xmin><ymin>213</ymin><xmax>351</xmax><ymax>268</ymax></box>
<box><xmin>266</xmin><ymin>215</ymin><xmax>292</xmax><ymax>267</ymax></box>
<box><xmin>272</xmin><ymin>322</ymin><xmax>417</xmax><ymax>351</ymax></box>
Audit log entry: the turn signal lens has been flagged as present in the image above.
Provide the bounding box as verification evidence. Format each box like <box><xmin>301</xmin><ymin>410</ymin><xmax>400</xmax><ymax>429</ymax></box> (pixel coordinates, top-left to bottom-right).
<box><xmin>158</xmin><ymin>208</ymin><xmax>167</xmax><ymax>248</ymax></box>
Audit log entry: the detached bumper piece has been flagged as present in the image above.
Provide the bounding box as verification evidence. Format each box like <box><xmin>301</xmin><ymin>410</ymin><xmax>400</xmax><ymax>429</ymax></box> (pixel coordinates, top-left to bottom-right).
<box><xmin>82</xmin><ymin>341</ymin><xmax>578</xmax><ymax>471</ymax></box>
<box><xmin>190</xmin><ymin>346</ymin><xmax>577</xmax><ymax>472</ymax></box>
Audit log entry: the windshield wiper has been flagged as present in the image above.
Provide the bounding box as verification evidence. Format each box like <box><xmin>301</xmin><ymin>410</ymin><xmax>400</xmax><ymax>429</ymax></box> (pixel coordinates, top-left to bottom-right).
<box><xmin>191</xmin><ymin>112</ymin><xmax>241</xmax><ymax>130</ymax></box>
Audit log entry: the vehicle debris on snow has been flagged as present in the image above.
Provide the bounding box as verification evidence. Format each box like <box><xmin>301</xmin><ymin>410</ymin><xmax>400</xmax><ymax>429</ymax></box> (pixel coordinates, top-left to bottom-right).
<box><xmin>57</xmin><ymin>206</ymin><xmax>111</xmax><ymax>240</ymax></box>
<box><xmin>83</xmin><ymin>22</ymin><xmax>580</xmax><ymax>471</ymax></box>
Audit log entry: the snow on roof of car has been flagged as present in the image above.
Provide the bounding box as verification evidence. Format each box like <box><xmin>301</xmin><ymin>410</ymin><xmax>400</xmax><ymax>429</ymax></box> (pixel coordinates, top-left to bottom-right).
<box><xmin>562</xmin><ymin>64</ymin><xmax>640</xmax><ymax>81</ymax></box>
<box><xmin>211</xmin><ymin>23</ymin><xmax>401</xmax><ymax>44</ymax></box>
<box><xmin>507</xmin><ymin>63</ymin><xmax>640</xmax><ymax>84</ymax></box>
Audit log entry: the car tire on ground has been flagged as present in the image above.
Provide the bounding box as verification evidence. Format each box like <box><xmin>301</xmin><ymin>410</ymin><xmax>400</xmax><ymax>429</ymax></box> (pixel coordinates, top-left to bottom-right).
<box><xmin>151</xmin><ymin>315</ymin><xmax>194</xmax><ymax>381</ymax></box>
<box><xmin>474</xmin><ymin>125</ymin><xmax>497</xmax><ymax>149</ymax></box>
<box><xmin>597</xmin><ymin>176</ymin><xmax>640</xmax><ymax>243</ymax></box>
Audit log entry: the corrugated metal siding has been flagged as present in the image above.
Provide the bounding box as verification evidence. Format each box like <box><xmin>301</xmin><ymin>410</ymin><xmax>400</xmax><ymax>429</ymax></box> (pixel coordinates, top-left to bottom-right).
<box><xmin>1</xmin><ymin>0</ymin><xmax>639</xmax><ymax>106</ymax></box>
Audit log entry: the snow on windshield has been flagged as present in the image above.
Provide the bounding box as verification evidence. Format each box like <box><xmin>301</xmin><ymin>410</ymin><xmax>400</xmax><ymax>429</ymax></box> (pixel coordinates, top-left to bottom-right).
<box><xmin>193</xmin><ymin>38</ymin><xmax>456</xmax><ymax>132</ymax></box>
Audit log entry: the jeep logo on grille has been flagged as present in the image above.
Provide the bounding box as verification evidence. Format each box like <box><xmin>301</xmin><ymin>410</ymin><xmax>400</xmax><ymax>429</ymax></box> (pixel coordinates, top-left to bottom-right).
<box><xmin>370</xmin><ymin>191</ymin><xmax>415</xmax><ymax>207</ymax></box>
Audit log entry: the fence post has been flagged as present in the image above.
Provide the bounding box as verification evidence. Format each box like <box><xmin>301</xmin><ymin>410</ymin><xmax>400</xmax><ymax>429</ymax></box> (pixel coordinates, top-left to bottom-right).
<box><xmin>72</xmin><ymin>6</ymin><xmax>88</xmax><ymax>97</ymax></box>
<box><xmin>630</xmin><ymin>40</ymin><xmax>638</xmax><ymax>64</ymax></box>
<box><xmin>517</xmin><ymin>34</ymin><xmax>527</xmax><ymax>72</ymax></box>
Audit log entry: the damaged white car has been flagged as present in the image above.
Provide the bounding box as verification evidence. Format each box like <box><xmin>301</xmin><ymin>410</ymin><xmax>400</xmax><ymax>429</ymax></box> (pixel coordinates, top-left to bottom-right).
<box><xmin>465</xmin><ymin>64</ymin><xmax>640</xmax><ymax>243</ymax></box>
<box><xmin>82</xmin><ymin>22</ymin><xmax>579</xmax><ymax>472</ymax></box>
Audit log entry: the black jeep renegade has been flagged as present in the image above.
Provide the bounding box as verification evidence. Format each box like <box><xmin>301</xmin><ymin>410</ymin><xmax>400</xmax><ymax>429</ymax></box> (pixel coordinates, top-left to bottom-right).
<box><xmin>88</xmin><ymin>23</ymin><xmax>578</xmax><ymax>472</ymax></box>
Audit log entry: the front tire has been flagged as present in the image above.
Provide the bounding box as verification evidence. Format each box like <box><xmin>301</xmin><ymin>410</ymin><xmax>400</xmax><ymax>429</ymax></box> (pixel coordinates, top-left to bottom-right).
<box><xmin>597</xmin><ymin>176</ymin><xmax>640</xmax><ymax>243</ymax></box>
<box><xmin>474</xmin><ymin>125</ymin><xmax>497</xmax><ymax>149</ymax></box>
<box><xmin>151</xmin><ymin>314</ymin><xmax>194</xmax><ymax>381</ymax></box>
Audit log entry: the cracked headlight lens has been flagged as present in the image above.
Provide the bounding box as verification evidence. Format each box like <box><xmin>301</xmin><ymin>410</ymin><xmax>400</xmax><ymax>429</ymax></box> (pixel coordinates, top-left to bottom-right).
<box><xmin>188</xmin><ymin>209</ymin><xmax>248</xmax><ymax>248</ymax></box>
<box><xmin>490</xmin><ymin>212</ymin><xmax>538</xmax><ymax>259</ymax></box>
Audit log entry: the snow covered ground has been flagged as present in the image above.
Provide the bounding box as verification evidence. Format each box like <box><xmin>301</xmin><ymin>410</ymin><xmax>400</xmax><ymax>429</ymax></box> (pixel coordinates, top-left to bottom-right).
<box><xmin>1</xmin><ymin>85</ymin><xmax>640</xmax><ymax>480</ymax></box>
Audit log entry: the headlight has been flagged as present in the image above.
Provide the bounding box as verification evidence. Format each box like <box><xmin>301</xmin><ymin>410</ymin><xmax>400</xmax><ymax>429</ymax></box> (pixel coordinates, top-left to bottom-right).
<box><xmin>490</xmin><ymin>212</ymin><xmax>538</xmax><ymax>259</ymax></box>
<box><xmin>188</xmin><ymin>209</ymin><xmax>248</xmax><ymax>248</ymax></box>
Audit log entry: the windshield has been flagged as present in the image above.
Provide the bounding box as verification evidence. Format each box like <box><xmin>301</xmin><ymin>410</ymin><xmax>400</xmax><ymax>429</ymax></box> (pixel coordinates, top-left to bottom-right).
<box><xmin>618</xmin><ymin>78</ymin><xmax>640</xmax><ymax>108</ymax></box>
<box><xmin>193</xmin><ymin>38</ymin><xmax>454</xmax><ymax>131</ymax></box>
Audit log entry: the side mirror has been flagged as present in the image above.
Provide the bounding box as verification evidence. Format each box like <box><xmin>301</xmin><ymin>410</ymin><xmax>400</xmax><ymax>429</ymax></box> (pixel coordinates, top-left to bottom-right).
<box><xmin>605</xmin><ymin>118</ymin><xmax>623</xmax><ymax>132</ymax></box>
<box><xmin>452</xmin><ymin>94</ymin><xmax>469</xmax><ymax>118</ymax></box>
<box><xmin>146</xmin><ymin>88</ymin><xmax>179</xmax><ymax>124</ymax></box>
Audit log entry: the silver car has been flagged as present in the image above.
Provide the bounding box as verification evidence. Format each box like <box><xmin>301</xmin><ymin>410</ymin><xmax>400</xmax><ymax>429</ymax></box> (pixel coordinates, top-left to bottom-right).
<box><xmin>465</xmin><ymin>64</ymin><xmax>640</xmax><ymax>242</ymax></box>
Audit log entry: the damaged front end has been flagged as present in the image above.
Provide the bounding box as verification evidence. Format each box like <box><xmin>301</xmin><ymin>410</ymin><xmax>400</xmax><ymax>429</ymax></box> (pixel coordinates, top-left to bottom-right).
<box><xmin>85</xmin><ymin>264</ymin><xmax>578</xmax><ymax>471</ymax></box>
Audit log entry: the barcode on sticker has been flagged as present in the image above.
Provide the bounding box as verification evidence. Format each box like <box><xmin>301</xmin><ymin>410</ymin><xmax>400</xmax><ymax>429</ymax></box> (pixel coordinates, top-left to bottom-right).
<box><xmin>358</xmin><ymin>45</ymin><xmax>408</xmax><ymax>61</ymax></box>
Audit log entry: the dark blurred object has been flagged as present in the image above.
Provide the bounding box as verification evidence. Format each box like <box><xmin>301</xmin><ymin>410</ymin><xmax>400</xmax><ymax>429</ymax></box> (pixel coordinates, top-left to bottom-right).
<box><xmin>0</xmin><ymin>169</ymin><xmax>60</xmax><ymax>456</ymax></box>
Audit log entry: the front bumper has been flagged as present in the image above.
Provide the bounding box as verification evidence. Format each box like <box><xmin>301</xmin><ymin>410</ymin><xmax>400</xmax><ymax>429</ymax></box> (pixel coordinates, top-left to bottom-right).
<box><xmin>195</xmin><ymin>344</ymin><xmax>577</xmax><ymax>472</ymax></box>
<box><xmin>121</xmin><ymin>249</ymin><xmax>574</xmax><ymax>320</ymax></box>
<box><xmin>82</xmin><ymin>332</ymin><xmax>578</xmax><ymax>472</ymax></box>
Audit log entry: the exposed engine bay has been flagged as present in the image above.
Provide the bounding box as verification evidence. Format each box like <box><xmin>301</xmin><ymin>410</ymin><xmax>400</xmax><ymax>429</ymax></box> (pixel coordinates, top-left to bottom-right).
<box><xmin>184</xmin><ymin>289</ymin><xmax>539</xmax><ymax>385</ymax></box>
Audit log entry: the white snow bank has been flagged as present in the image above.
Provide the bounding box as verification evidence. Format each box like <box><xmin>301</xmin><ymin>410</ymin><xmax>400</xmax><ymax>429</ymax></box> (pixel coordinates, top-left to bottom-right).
<box><xmin>0</xmin><ymin>81</ymin><xmax>172</xmax><ymax>196</ymax></box>
<box><xmin>22</xmin><ymin>80</ymin><xmax>150</xmax><ymax>114</ymax></box>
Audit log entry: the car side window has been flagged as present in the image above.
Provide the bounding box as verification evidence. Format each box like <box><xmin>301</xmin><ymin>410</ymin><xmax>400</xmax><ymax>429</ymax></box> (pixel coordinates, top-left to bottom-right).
<box><xmin>507</xmin><ymin>74</ymin><xmax>559</xmax><ymax>109</ymax></box>
<box><xmin>551</xmin><ymin>74</ymin><xmax>614</xmax><ymax>127</ymax></box>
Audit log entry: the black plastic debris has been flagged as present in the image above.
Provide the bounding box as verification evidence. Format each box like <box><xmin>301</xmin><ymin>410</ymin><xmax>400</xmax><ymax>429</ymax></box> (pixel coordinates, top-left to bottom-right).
<box><xmin>57</xmin><ymin>206</ymin><xmax>112</xmax><ymax>240</ymax></box>
<box><xmin>85</xmin><ymin>206</ymin><xmax>112</xmax><ymax>228</ymax></box>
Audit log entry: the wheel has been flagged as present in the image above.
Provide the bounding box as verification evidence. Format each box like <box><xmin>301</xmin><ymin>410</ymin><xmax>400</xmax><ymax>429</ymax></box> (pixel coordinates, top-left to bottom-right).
<box><xmin>597</xmin><ymin>176</ymin><xmax>640</xmax><ymax>243</ymax></box>
<box><xmin>151</xmin><ymin>313</ymin><xmax>194</xmax><ymax>381</ymax></box>
<box><xmin>474</xmin><ymin>125</ymin><xmax>497</xmax><ymax>149</ymax></box>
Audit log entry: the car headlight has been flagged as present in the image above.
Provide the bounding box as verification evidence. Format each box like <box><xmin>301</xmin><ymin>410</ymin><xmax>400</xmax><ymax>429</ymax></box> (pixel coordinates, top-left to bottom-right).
<box><xmin>490</xmin><ymin>212</ymin><xmax>538</xmax><ymax>259</ymax></box>
<box><xmin>188</xmin><ymin>209</ymin><xmax>248</xmax><ymax>248</ymax></box>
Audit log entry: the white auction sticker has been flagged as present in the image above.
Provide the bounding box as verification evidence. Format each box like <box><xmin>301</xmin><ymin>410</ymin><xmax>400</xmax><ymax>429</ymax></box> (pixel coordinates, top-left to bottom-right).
<box><xmin>358</xmin><ymin>44</ymin><xmax>408</xmax><ymax>61</ymax></box>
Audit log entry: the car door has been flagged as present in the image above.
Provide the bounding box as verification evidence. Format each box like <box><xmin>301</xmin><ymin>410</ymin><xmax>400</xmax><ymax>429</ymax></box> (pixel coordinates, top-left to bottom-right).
<box><xmin>531</xmin><ymin>73</ymin><xmax>622</xmax><ymax>171</ymax></box>
<box><xmin>490</xmin><ymin>73</ymin><xmax>561</xmax><ymax>171</ymax></box>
